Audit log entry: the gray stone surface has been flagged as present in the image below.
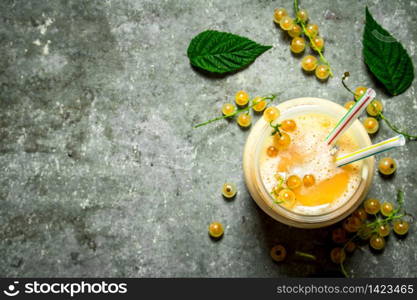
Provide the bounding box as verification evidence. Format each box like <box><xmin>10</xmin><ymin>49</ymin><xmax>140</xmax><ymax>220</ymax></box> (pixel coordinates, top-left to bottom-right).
<box><xmin>0</xmin><ymin>0</ymin><xmax>416</xmax><ymax>277</ymax></box>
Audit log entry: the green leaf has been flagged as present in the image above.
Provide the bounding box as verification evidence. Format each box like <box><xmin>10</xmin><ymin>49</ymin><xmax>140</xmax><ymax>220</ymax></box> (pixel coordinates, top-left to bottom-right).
<box><xmin>363</xmin><ymin>7</ymin><xmax>414</xmax><ymax>96</ymax></box>
<box><xmin>187</xmin><ymin>30</ymin><xmax>272</xmax><ymax>74</ymax></box>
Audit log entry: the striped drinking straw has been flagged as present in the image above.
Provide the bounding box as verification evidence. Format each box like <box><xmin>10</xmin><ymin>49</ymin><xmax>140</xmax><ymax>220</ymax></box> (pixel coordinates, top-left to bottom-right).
<box><xmin>325</xmin><ymin>88</ymin><xmax>376</xmax><ymax>146</ymax></box>
<box><xmin>335</xmin><ymin>135</ymin><xmax>406</xmax><ymax>167</ymax></box>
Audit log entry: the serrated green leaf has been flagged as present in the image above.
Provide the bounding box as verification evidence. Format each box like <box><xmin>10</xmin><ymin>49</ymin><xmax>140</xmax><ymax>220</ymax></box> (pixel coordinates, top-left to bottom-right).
<box><xmin>363</xmin><ymin>7</ymin><xmax>414</xmax><ymax>96</ymax></box>
<box><xmin>187</xmin><ymin>30</ymin><xmax>272</xmax><ymax>74</ymax></box>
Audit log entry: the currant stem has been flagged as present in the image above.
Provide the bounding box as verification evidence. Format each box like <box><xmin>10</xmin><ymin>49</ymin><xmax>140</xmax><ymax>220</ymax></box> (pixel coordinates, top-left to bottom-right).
<box><xmin>340</xmin><ymin>262</ymin><xmax>349</xmax><ymax>278</ymax></box>
<box><xmin>295</xmin><ymin>251</ymin><xmax>317</xmax><ymax>260</ymax></box>
<box><xmin>378</xmin><ymin>113</ymin><xmax>417</xmax><ymax>140</ymax></box>
<box><xmin>193</xmin><ymin>115</ymin><xmax>227</xmax><ymax>128</ymax></box>
<box><xmin>270</xmin><ymin>121</ymin><xmax>282</xmax><ymax>136</ymax></box>
<box><xmin>193</xmin><ymin>94</ymin><xmax>278</xmax><ymax>128</ymax></box>
<box><xmin>294</xmin><ymin>0</ymin><xmax>333</xmax><ymax>76</ymax></box>
<box><xmin>341</xmin><ymin>73</ymin><xmax>356</xmax><ymax>96</ymax></box>
<box><xmin>341</xmin><ymin>74</ymin><xmax>417</xmax><ymax>140</ymax></box>
<box><xmin>339</xmin><ymin>232</ymin><xmax>358</xmax><ymax>278</ymax></box>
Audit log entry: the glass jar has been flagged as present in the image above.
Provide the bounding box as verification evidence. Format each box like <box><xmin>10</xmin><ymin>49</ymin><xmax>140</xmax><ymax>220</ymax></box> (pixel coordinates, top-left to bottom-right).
<box><xmin>243</xmin><ymin>97</ymin><xmax>374</xmax><ymax>228</ymax></box>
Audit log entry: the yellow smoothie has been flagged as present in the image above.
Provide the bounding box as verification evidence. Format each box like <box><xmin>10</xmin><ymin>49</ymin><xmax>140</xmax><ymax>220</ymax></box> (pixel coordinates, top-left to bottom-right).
<box><xmin>259</xmin><ymin>112</ymin><xmax>362</xmax><ymax>215</ymax></box>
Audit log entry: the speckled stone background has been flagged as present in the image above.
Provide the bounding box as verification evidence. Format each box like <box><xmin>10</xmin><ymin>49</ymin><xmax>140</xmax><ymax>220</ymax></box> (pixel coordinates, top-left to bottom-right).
<box><xmin>0</xmin><ymin>0</ymin><xmax>416</xmax><ymax>277</ymax></box>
